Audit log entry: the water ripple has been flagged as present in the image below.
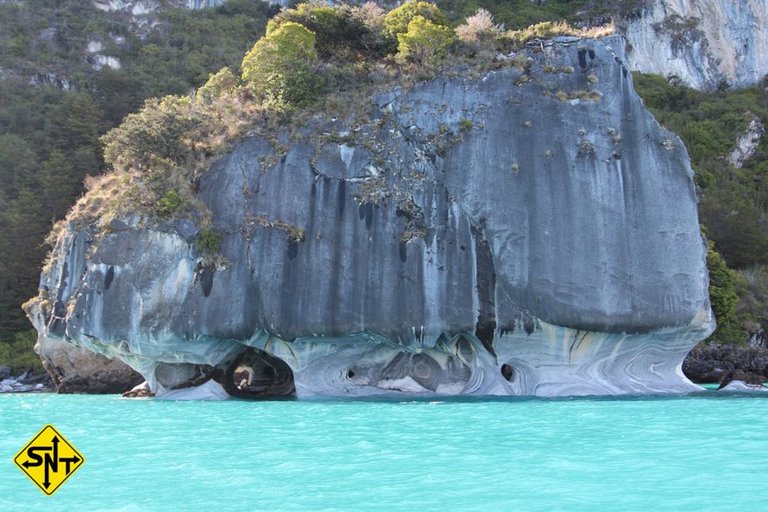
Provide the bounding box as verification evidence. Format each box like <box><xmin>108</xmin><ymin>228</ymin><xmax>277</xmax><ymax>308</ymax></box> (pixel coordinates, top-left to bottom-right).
<box><xmin>0</xmin><ymin>393</ymin><xmax>766</xmax><ymax>510</ymax></box>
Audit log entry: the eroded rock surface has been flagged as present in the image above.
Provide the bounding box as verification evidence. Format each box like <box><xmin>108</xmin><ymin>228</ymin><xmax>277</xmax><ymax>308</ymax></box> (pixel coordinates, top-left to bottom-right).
<box><xmin>623</xmin><ymin>0</ymin><xmax>768</xmax><ymax>90</ymax></box>
<box><xmin>729</xmin><ymin>117</ymin><xmax>765</xmax><ymax>168</ymax></box>
<box><xmin>27</xmin><ymin>35</ymin><xmax>713</xmax><ymax>398</ymax></box>
<box><xmin>35</xmin><ymin>334</ymin><xmax>143</xmax><ymax>393</ymax></box>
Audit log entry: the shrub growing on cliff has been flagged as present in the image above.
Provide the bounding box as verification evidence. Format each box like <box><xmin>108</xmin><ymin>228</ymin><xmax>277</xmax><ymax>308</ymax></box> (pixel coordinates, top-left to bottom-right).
<box><xmin>266</xmin><ymin>2</ymin><xmax>375</xmax><ymax>60</ymax></box>
<box><xmin>384</xmin><ymin>1</ymin><xmax>449</xmax><ymax>39</ymax></box>
<box><xmin>505</xmin><ymin>20</ymin><xmax>575</xmax><ymax>45</ymax></box>
<box><xmin>241</xmin><ymin>22</ymin><xmax>322</xmax><ymax>111</ymax></box>
<box><xmin>197</xmin><ymin>228</ymin><xmax>222</xmax><ymax>257</ymax></box>
<box><xmin>502</xmin><ymin>20</ymin><xmax>613</xmax><ymax>48</ymax></box>
<box><xmin>397</xmin><ymin>16</ymin><xmax>456</xmax><ymax>66</ymax></box>
<box><xmin>101</xmin><ymin>96</ymin><xmax>199</xmax><ymax>173</ymax></box>
<box><xmin>197</xmin><ymin>67</ymin><xmax>239</xmax><ymax>102</ymax></box>
<box><xmin>156</xmin><ymin>190</ymin><xmax>183</xmax><ymax>217</ymax></box>
<box><xmin>455</xmin><ymin>8</ymin><xmax>503</xmax><ymax>43</ymax></box>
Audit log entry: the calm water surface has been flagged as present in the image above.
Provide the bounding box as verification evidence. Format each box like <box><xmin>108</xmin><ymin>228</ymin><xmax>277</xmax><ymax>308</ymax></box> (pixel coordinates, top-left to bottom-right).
<box><xmin>1</xmin><ymin>393</ymin><xmax>766</xmax><ymax>511</ymax></box>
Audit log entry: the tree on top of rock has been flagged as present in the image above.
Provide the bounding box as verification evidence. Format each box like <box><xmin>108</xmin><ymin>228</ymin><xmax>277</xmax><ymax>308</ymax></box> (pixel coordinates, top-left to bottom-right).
<box><xmin>397</xmin><ymin>15</ymin><xmax>456</xmax><ymax>66</ymax></box>
<box><xmin>241</xmin><ymin>21</ymin><xmax>322</xmax><ymax>111</ymax></box>
<box><xmin>265</xmin><ymin>2</ymin><xmax>374</xmax><ymax>60</ymax></box>
<box><xmin>383</xmin><ymin>0</ymin><xmax>449</xmax><ymax>39</ymax></box>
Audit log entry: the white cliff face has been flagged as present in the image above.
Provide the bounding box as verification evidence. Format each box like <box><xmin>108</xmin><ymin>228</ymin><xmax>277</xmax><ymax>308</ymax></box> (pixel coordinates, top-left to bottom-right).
<box><xmin>729</xmin><ymin>117</ymin><xmax>765</xmax><ymax>168</ymax></box>
<box><xmin>86</xmin><ymin>40</ymin><xmax>121</xmax><ymax>70</ymax></box>
<box><xmin>92</xmin><ymin>55</ymin><xmax>122</xmax><ymax>70</ymax></box>
<box><xmin>92</xmin><ymin>0</ymin><xmax>160</xmax><ymax>14</ymax></box>
<box><xmin>86</xmin><ymin>40</ymin><xmax>103</xmax><ymax>53</ymax></box>
<box><xmin>93</xmin><ymin>0</ymin><xmax>228</xmax><ymax>11</ymax></box>
<box><xmin>624</xmin><ymin>0</ymin><xmax>768</xmax><ymax>90</ymax></box>
<box><xmin>186</xmin><ymin>0</ymin><xmax>225</xmax><ymax>9</ymax></box>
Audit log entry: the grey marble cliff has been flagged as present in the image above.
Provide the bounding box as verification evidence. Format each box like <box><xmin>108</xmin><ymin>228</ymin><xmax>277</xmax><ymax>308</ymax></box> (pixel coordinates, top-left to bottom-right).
<box><xmin>26</xmin><ymin>35</ymin><xmax>714</xmax><ymax>398</ymax></box>
<box><xmin>623</xmin><ymin>0</ymin><xmax>768</xmax><ymax>90</ymax></box>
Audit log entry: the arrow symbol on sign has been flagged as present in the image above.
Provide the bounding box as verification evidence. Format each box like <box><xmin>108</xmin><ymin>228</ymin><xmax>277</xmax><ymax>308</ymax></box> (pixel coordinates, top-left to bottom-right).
<box><xmin>42</xmin><ymin>438</ymin><xmax>60</xmax><ymax>490</ymax></box>
<box><xmin>52</xmin><ymin>436</ymin><xmax>59</xmax><ymax>462</ymax></box>
<box><xmin>60</xmin><ymin>455</ymin><xmax>81</xmax><ymax>474</ymax></box>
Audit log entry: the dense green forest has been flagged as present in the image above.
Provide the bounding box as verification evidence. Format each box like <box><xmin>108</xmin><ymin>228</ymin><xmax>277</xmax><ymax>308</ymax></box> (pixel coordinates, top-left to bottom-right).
<box><xmin>0</xmin><ymin>0</ymin><xmax>765</xmax><ymax>372</ymax></box>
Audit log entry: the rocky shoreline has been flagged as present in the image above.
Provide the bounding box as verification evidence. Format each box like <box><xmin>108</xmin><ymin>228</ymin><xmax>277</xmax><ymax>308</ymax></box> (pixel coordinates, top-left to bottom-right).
<box><xmin>683</xmin><ymin>343</ymin><xmax>768</xmax><ymax>384</ymax></box>
<box><xmin>34</xmin><ymin>334</ymin><xmax>144</xmax><ymax>394</ymax></box>
<box><xmin>0</xmin><ymin>366</ymin><xmax>53</xmax><ymax>393</ymax></box>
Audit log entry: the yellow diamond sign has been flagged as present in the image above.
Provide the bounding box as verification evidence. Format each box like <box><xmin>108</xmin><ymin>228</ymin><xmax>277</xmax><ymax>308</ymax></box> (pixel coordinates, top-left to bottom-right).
<box><xmin>13</xmin><ymin>424</ymin><xmax>85</xmax><ymax>495</ymax></box>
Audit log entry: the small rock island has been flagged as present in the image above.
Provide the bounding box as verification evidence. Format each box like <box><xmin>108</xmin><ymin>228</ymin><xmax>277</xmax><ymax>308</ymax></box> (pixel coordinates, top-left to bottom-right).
<box><xmin>25</xmin><ymin>3</ymin><xmax>714</xmax><ymax>398</ymax></box>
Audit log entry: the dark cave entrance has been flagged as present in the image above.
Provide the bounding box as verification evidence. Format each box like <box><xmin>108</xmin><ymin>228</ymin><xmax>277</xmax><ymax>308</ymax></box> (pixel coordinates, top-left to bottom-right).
<box><xmin>226</xmin><ymin>348</ymin><xmax>296</xmax><ymax>398</ymax></box>
<box><xmin>501</xmin><ymin>364</ymin><xmax>515</xmax><ymax>382</ymax></box>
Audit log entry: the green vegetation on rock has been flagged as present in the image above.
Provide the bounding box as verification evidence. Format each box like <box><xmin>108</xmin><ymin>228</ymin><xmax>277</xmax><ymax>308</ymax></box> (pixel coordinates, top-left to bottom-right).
<box><xmin>198</xmin><ymin>67</ymin><xmax>239</xmax><ymax>102</ymax></box>
<box><xmin>242</xmin><ymin>22</ymin><xmax>322</xmax><ymax>111</ymax></box>
<box><xmin>397</xmin><ymin>15</ymin><xmax>456</xmax><ymax>65</ymax></box>
<box><xmin>103</xmin><ymin>96</ymin><xmax>200</xmax><ymax>173</ymax></box>
<box><xmin>385</xmin><ymin>1</ymin><xmax>450</xmax><ymax>39</ymax></box>
<box><xmin>436</xmin><ymin>0</ymin><xmax>648</xmax><ymax>28</ymax></box>
<box><xmin>157</xmin><ymin>190</ymin><xmax>184</xmax><ymax>217</ymax></box>
<box><xmin>197</xmin><ymin>227</ymin><xmax>222</xmax><ymax>257</ymax></box>
<box><xmin>266</xmin><ymin>2</ymin><xmax>379</xmax><ymax>60</ymax></box>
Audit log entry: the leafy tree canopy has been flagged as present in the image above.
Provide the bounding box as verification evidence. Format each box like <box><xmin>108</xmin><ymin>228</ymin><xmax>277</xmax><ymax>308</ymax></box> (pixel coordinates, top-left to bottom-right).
<box><xmin>384</xmin><ymin>1</ymin><xmax>449</xmax><ymax>39</ymax></box>
<box><xmin>241</xmin><ymin>21</ymin><xmax>322</xmax><ymax>110</ymax></box>
<box><xmin>397</xmin><ymin>15</ymin><xmax>456</xmax><ymax>65</ymax></box>
<box><xmin>266</xmin><ymin>2</ymin><xmax>374</xmax><ymax>59</ymax></box>
<box><xmin>101</xmin><ymin>96</ymin><xmax>198</xmax><ymax>174</ymax></box>
<box><xmin>198</xmin><ymin>67</ymin><xmax>239</xmax><ymax>102</ymax></box>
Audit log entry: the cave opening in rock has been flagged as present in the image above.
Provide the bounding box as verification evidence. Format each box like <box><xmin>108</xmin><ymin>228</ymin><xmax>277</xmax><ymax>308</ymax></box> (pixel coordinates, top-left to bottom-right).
<box><xmin>501</xmin><ymin>364</ymin><xmax>515</xmax><ymax>382</ymax></box>
<box><xmin>226</xmin><ymin>348</ymin><xmax>295</xmax><ymax>398</ymax></box>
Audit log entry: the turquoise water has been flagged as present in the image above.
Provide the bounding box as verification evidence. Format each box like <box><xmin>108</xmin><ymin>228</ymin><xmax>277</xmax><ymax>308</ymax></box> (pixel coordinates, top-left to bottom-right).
<box><xmin>1</xmin><ymin>393</ymin><xmax>766</xmax><ymax>511</ymax></box>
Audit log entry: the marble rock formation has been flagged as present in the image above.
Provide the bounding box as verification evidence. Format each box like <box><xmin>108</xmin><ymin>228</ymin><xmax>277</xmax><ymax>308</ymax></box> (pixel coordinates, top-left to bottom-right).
<box><xmin>26</xmin><ymin>35</ymin><xmax>714</xmax><ymax>398</ymax></box>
